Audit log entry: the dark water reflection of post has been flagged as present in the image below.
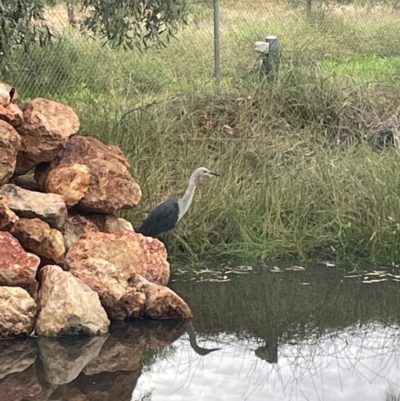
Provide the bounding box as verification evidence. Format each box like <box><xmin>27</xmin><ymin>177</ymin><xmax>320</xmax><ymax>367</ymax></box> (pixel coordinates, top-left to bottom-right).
<box><xmin>0</xmin><ymin>320</ymin><xmax>190</xmax><ymax>401</ymax></box>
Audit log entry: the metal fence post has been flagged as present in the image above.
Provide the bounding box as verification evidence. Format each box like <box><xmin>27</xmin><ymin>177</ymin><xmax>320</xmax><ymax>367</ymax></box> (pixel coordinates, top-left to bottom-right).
<box><xmin>213</xmin><ymin>0</ymin><xmax>221</xmax><ymax>85</ymax></box>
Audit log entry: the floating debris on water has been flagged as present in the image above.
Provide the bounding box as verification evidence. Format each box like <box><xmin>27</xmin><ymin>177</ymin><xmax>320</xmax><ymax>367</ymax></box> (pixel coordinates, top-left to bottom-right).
<box><xmin>325</xmin><ymin>262</ymin><xmax>336</xmax><ymax>267</ymax></box>
<box><xmin>286</xmin><ymin>266</ymin><xmax>305</xmax><ymax>272</ymax></box>
<box><xmin>271</xmin><ymin>266</ymin><xmax>283</xmax><ymax>273</ymax></box>
<box><xmin>344</xmin><ymin>274</ymin><xmax>361</xmax><ymax>279</ymax></box>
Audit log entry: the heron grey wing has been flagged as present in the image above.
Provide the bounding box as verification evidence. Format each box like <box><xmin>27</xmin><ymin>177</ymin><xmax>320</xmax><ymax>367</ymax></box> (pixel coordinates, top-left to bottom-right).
<box><xmin>137</xmin><ymin>198</ymin><xmax>179</xmax><ymax>237</ymax></box>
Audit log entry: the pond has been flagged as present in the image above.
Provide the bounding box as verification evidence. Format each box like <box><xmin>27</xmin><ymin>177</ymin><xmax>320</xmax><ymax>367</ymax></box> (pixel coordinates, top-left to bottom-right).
<box><xmin>1</xmin><ymin>263</ymin><xmax>400</xmax><ymax>401</ymax></box>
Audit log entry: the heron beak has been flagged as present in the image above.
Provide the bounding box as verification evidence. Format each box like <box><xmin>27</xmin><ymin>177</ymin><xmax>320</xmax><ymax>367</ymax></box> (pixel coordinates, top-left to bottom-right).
<box><xmin>209</xmin><ymin>171</ymin><xmax>220</xmax><ymax>177</ymax></box>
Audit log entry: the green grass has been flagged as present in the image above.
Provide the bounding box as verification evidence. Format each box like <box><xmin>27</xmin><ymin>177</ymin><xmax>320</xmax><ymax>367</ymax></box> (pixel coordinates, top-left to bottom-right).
<box><xmin>76</xmin><ymin>79</ymin><xmax>400</xmax><ymax>264</ymax></box>
<box><xmin>5</xmin><ymin>1</ymin><xmax>400</xmax><ymax>265</ymax></box>
<box><xmin>320</xmin><ymin>55</ymin><xmax>400</xmax><ymax>81</ymax></box>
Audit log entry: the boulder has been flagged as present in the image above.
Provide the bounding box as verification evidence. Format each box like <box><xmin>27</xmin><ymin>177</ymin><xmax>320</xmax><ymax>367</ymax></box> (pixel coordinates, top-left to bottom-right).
<box><xmin>12</xmin><ymin>174</ymin><xmax>42</xmax><ymax>192</ymax></box>
<box><xmin>15</xmin><ymin>98</ymin><xmax>80</xmax><ymax>175</ymax></box>
<box><xmin>129</xmin><ymin>274</ymin><xmax>192</xmax><ymax>319</ymax></box>
<box><xmin>0</xmin><ymin>286</ymin><xmax>36</xmax><ymax>338</ymax></box>
<box><xmin>63</xmin><ymin>213</ymin><xmax>100</xmax><ymax>250</ymax></box>
<box><xmin>37</xmin><ymin>335</ymin><xmax>107</xmax><ymax>385</ymax></box>
<box><xmin>46</xmin><ymin>135</ymin><xmax>142</xmax><ymax>213</ymax></box>
<box><xmin>36</xmin><ymin>265</ymin><xmax>110</xmax><ymax>336</ymax></box>
<box><xmin>0</xmin><ymin>232</ymin><xmax>40</xmax><ymax>287</ymax></box>
<box><xmin>0</xmin><ymin>196</ymin><xmax>18</xmax><ymax>231</ymax></box>
<box><xmin>0</xmin><ymin>83</ymin><xmax>10</xmax><ymax>107</ymax></box>
<box><xmin>11</xmin><ymin>218</ymin><xmax>65</xmax><ymax>264</ymax></box>
<box><xmin>0</xmin><ymin>120</ymin><xmax>21</xmax><ymax>185</ymax></box>
<box><xmin>65</xmin><ymin>230</ymin><xmax>170</xmax><ymax>286</ymax></box>
<box><xmin>84</xmin><ymin>213</ymin><xmax>134</xmax><ymax>233</ymax></box>
<box><xmin>0</xmin><ymin>184</ymin><xmax>67</xmax><ymax>230</ymax></box>
<box><xmin>68</xmin><ymin>257</ymin><xmax>146</xmax><ymax>320</ymax></box>
<box><xmin>0</xmin><ymin>103</ymin><xmax>23</xmax><ymax>127</ymax></box>
<box><xmin>44</xmin><ymin>163</ymin><xmax>91</xmax><ymax>207</ymax></box>
<box><xmin>0</xmin><ymin>82</ymin><xmax>18</xmax><ymax>103</ymax></box>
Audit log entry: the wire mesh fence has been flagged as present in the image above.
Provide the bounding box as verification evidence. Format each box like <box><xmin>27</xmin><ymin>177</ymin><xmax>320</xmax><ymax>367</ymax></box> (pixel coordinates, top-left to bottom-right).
<box><xmin>4</xmin><ymin>0</ymin><xmax>400</xmax><ymax>101</ymax></box>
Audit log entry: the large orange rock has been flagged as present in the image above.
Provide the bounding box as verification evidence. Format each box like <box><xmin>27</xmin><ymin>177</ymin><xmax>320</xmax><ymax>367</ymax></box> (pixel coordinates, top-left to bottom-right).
<box><xmin>0</xmin><ymin>286</ymin><xmax>37</xmax><ymax>338</ymax></box>
<box><xmin>0</xmin><ymin>120</ymin><xmax>21</xmax><ymax>185</ymax></box>
<box><xmin>63</xmin><ymin>213</ymin><xmax>100</xmax><ymax>250</ymax></box>
<box><xmin>68</xmin><ymin>257</ymin><xmax>191</xmax><ymax>320</ymax></box>
<box><xmin>65</xmin><ymin>230</ymin><xmax>170</xmax><ymax>286</ymax></box>
<box><xmin>0</xmin><ymin>232</ymin><xmax>40</xmax><ymax>287</ymax></box>
<box><xmin>36</xmin><ymin>265</ymin><xmax>110</xmax><ymax>336</ymax></box>
<box><xmin>82</xmin><ymin>213</ymin><xmax>134</xmax><ymax>233</ymax></box>
<box><xmin>129</xmin><ymin>274</ymin><xmax>192</xmax><ymax>319</ymax></box>
<box><xmin>0</xmin><ymin>103</ymin><xmax>23</xmax><ymax>127</ymax></box>
<box><xmin>42</xmin><ymin>135</ymin><xmax>142</xmax><ymax>213</ymax></box>
<box><xmin>0</xmin><ymin>184</ymin><xmax>67</xmax><ymax>230</ymax></box>
<box><xmin>44</xmin><ymin>163</ymin><xmax>91</xmax><ymax>207</ymax></box>
<box><xmin>68</xmin><ymin>257</ymin><xmax>146</xmax><ymax>320</ymax></box>
<box><xmin>15</xmin><ymin>98</ymin><xmax>80</xmax><ymax>175</ymax></box>
<box><xmin>0</xmin><ymin>196</ymin><xmax>18</xmax><ymax>231</ymax></box>
<box><xmin>11</xmin><ymin>218</ymin><xmax>65</xmax><ymax>264</ymax></box>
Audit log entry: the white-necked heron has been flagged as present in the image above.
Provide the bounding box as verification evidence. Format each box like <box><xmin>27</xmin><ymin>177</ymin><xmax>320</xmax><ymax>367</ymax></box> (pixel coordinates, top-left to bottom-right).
<box><xmin>137</xmin><ymin>167</ymin><xmax>219</xmax><ymax>237</ymax></box>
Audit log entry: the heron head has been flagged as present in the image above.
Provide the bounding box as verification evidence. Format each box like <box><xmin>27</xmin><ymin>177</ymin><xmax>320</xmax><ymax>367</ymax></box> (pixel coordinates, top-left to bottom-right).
<box><xmin>195</xmin><ymin>167</ymin><xmax>220</xmax><ymax>178</ymax></box>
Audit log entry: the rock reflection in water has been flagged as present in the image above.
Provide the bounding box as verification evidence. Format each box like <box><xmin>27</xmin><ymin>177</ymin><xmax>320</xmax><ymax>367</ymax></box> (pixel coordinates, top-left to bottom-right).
<box><xmin>0</xmin><ymin>319</ymin><xmax>190</xmax><ymax>401</ymax></box>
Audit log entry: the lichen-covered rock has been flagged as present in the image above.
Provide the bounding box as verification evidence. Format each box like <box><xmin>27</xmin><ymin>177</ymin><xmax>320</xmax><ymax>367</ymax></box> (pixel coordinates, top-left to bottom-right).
<box><xmin>11</xmin><ymin>218</ymin><xmax>65</xmax><ymax>264</ymax></box>
<box><xmin>0</xmin><ymin>286</ymin><xmax>36</xmax><ymax>338</ymax></box>
<box><xmin>0</xmin><ymin>232</ymin><xmax>40</xmax><ymax>287</ymax></box>
<box><xmin>44</xmin><ymin>163</ymin><xmax>91</xmax><ymax>208</ymax></box>
<box><xmin>63</xmin><ymin>213</ymin><xmax>100</xmax><ymax>250</ymax></box>
<box><xmin>65</xmin><ymin>230</ymin><xmax>170</xmax><ymax>286</ymax></box>
<box><xmin>68</xmin><ymin>257</ymin><xmax>146</xmax><ymax>320</ymax></box>
<box><xmin>15</xmin><ymin>98</ymin><xmax>80</xmax><ymax>175</ymax></box>
<box><xmin>0</xmin><ymin>184</ymin><xmax>67</xmax><ymax>230</ymax></box>
<box><xmin>36</xmin><ymin>265</ymin><xmax>110</xmax><ymax>336</ymax></box>
<box><xmin>0</xmin><ymin>120</ymin><xmax>21</xmax><ymax>185</ymax></box>
<box><xmin>37</xmin><ymin>335</ymin><xmax>107</xmax><ymax>385</ymax></box>
<box><xmin>129</xmin><ymin>274</ymin><xmax>192</xmax><ymax>319</ymax></box>
<box><xmin>0</xmin><ymin>103</ymin><xmax>23</xmax><ymax>127</ymax></box>
<box><xmin>47</xmin><ymin>135</ymin><xmax>142</xmax><ymax>213</ymax></box>
<box><xmin>0</xmin><ymin>196</ymin><xmax>18</xmax><ymax>231</ymax></box>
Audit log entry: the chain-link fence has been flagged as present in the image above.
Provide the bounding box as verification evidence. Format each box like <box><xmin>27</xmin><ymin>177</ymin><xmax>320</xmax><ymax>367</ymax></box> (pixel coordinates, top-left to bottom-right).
<box><xmin>5</xmin><ymin>0</ymin><xmax>400</xmax><ymax>102</ymax></box>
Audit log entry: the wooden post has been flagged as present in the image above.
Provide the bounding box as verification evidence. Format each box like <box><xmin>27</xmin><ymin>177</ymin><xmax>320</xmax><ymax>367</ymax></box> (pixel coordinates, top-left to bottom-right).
<box><xmin>266</xmin><ymin>35</ymin><xmax>280</xmax><ymax>79</ymax></box>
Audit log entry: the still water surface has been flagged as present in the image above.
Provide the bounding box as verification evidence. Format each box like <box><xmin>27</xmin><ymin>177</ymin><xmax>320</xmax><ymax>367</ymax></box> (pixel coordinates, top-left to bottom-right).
<box><xmin>1</xmin><ymin>264</ymin><xmax>400</xmax><ymax>401</ymax></box>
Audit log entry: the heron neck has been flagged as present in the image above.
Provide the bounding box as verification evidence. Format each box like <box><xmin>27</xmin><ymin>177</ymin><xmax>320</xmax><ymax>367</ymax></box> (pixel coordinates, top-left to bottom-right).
<box><xmin>178</xmin><ymin>174</ymin><xmax>197</xmax><ymax>220</ymax></box>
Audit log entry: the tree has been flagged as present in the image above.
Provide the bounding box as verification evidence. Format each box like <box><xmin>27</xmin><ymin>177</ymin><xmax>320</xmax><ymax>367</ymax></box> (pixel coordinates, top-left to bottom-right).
<box><xmin>81</xmin><ymin>0</ymin><xmax>188</xmax><ymax>50</ymax></box>
<box><xmin>0</xmin><ymin>0</ymin><xmax>188</xmax><ymax>75</ymax></box>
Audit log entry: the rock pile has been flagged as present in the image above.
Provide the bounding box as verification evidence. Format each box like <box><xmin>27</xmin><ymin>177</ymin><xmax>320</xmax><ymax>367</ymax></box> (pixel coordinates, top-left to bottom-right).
<box><xmin>0</xmin><ymin>82</ymin><xmax>192</xmax><ymax>338</ymax></box>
